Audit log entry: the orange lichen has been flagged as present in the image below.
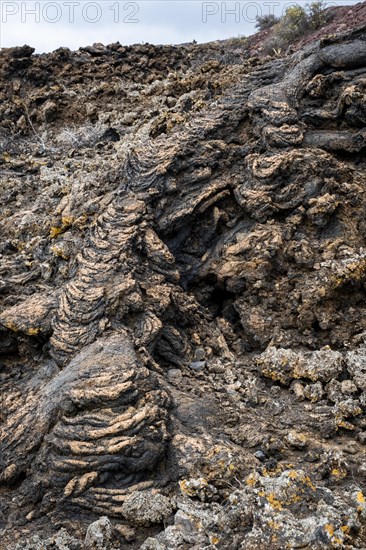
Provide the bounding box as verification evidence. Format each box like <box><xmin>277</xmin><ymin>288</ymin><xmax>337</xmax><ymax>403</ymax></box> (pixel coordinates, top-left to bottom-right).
<box><xmin>262</xmin><ymin>463</ymin><xmax>284</xmax><ymax>477</ymax></box>
<box><xmin>179</xmin><ymin>478</ymin><xmax>208</xmax><ymax>497</ymax></box>
<box><xmin>299</xmin><ymin>475</ymin><xmax>316</xmax><ymax>491</ymax></box>
<box><xmin>246</xmin><ymin>474</ymin><xmax>258</xmax><ymax>486</ymax></box>
<box><xmin>266</xmin><ymin>493</ymin><xmax>283</xmax><ymax>511</ymax></box>
<box><xmin>288</xmin><ymin>494</ymin><xmax>302</xmax><ymax>504</ymax></box>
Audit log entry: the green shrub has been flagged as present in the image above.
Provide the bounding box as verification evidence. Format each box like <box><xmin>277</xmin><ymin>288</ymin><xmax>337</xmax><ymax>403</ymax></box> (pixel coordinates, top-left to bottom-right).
<box><xmin>255</xmin><ymin>13</ymin><xmax>280</xmax><ymax>31</ymax></box>
<box><xmin>307</xmin><ymin>1</ymin><xmax>332</xmax><ymax>29</ymax></box>
<box><xmin>279</xmin><ymin>6</ymin><xmax>310</xmax><ymax>44</ymax></box>
<box><xmin>262</xmin><ymin>0</ymin><xmax>333</xmax><ymax>56</ymax></box>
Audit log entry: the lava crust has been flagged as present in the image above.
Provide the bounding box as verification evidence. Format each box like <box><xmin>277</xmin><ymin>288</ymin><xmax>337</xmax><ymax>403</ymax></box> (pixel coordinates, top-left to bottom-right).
<box><xmin>1</xmin><ymin>15</ymin><xmax>366</xmax><ymax>550</ymax></box>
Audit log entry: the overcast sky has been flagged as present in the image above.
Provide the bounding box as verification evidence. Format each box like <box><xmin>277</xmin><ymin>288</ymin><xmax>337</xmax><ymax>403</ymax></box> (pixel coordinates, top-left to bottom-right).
<box><xmin>0</xmin><ymin>0</ymin><xmax>360</xmax><ymax>53</ymax></box>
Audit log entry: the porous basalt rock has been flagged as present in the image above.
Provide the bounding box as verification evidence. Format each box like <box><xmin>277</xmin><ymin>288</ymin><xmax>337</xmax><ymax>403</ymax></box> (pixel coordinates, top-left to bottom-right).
<box><xmin>84</xmin><ymin>517</ymin><xmax>113</xmax><ymax>550</ymax></box>
<box><xmin>1</xmin><ymin>15</ymin><xmax>366</xmax><ymax>550</ymax></box>
<box><xmin>12</xmin><ymin>529</ymin><xmax>80</xmax><ymax>550</ymax></box>
<box><xmin>142</xmin><ymin>468</ymin><xmax>366</xmax><ymax>549</ymax></box>
<box><xmin>121</xmin><ymin>491</ymin><xmax>174</xmax><ymax>526</ymax></box>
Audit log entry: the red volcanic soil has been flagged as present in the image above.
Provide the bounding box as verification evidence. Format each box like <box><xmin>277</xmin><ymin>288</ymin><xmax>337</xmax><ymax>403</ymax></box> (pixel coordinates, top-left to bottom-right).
<box><xmin>246</xmin><ymin>0</ymin><xmax>366</xmax><ymax>55</ymax></box>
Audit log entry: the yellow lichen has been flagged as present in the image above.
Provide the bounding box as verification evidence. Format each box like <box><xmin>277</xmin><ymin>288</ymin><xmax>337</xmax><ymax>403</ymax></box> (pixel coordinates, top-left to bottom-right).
<box><xmin>288</xmin><ymin>493</ymin><xmax>302</xmax><ymax>504</ymax></box>
<box><xmin>263</xmin><ymin>369</ymin><xmax>285</xmax><ymax>383</ymax></box>
<box><xmin>179</xmin><ymin>479</ymin><xmax>189</xmax><ymax>494</ymax></box>
<box><xmin>28</xmin><ymin>327</ymin><xmax>40</xmax><ymax>336</ymax></box>
<box><xmin>267</xmin><ymin>520</ymin><xmax>280</xmax><ymax>530</ymax></box>
<box><xmin>179</xmin><ymin>478</ymin><xmax>208</xmax><ymax>497</ymax></box>
<box><xmin>357</xmin><ymin>491</ymin><xmax>365</xmax><ymax>503</ymax></box>
<box><xmin>50</xmin><ymin>216</ymin><xmax>74</xmax><ymax>239</ymax></box>
<box><xmin>331</xmin><ymin>468</ymin><xmax>347</xmax><ymax>479</ymax></box>
<box><xmin>4</xmin><ymin>321</ymin><xmax>18</xmax><ymax>332</ymax></box>
<box><xmin>325</xmin><ymin>523</ymin><xmax>334</xmax><ymax>537</ymax></box>
<box><xmin>50</xmin><ymin>226</ymin><xmax>63</xmax><ymax>239</ymax></box>
<box><xmin>51</xmin><ymin>244</ymin><xmax>69</xmax><ymax>260</ymax></box>
<box><xmin>61</xmin><ymin>216</ymin><xmax>74</xmax><ymax>226</ymax></box>
<box><xmin>333</xmin><ymin>258</ymin><xmax>366</xmax><ymax>288</ymax></box>
<box><xmin>336</xmin><ymin>419</ymin><xmax>355</xmax><ymax>430</ymax></box>
<box><xmin>210</xmin><ymin>536</ymin><xmax>220</xmax><ymax>545</ymax></box>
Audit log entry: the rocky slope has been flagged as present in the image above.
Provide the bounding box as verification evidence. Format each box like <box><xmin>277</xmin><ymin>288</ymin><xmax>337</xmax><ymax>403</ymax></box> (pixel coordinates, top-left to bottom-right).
<box><xmin>1</xmin><ymin>7</ymin><xmax>366</xmax><ymax>550</ymax></box>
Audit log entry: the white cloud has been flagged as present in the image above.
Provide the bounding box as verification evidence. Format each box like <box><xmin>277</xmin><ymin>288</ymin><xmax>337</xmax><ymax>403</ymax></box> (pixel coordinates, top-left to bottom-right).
<box><xmin>0</xmin><ymin>0</ymin><xmax>360</xmax><ymax>53</ymax></box>
<box><xmin>1</xmin><ymin>20</ymin><xmax>208</xmax><ymax>52</ymax></box>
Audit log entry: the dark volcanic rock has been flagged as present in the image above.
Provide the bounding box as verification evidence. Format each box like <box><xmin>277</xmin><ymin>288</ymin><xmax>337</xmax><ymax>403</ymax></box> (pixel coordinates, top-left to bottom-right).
<box><xmin>1</xmin><ymin>15</ymin><xmax>366</xmax><ymax>550</ymax></box>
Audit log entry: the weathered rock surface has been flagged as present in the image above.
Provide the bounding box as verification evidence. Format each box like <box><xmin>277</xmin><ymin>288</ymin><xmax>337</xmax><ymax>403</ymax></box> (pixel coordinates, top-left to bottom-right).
<box><xmin>1</xmin><ymin>12</ymin><xmax>366</xmax><ymax>550</ymax></box>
